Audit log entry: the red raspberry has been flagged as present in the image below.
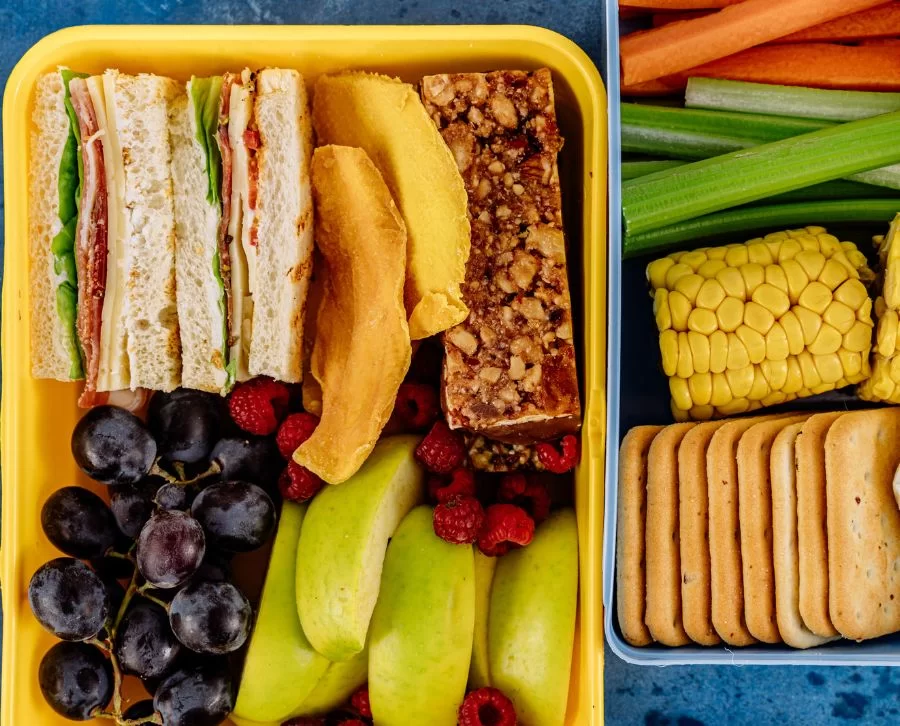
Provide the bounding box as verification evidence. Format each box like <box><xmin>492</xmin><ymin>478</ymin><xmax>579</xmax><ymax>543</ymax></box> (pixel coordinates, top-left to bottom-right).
<box><xmin>498</xmin><ymin>473</ymin><xmax>551</xmax><ymax>524</ymax></box>
<box><xmin>477</xmin><ymin>504</ymin><xmax>535</xmax><ymax>557</ymax></box>
<box><xmin>430</xmin><ymin>468</ymin><xmax>476</xmax><ymax>504</ymax></box>
<box><xmin>433</xmin><ymin>496</ymin><xmax>485</xmax><ymax>545</ymax></box>
<box><xmin>350</xmin><ymin>686</ymin><xmax>372</xmax><ymax>718</ymax></box>
<box><xmin>536</xmin><ymin>434</ymin><xmax>580</xmax><ymax>474</ymax></box>
<box><xmin>276</xmin><ymin>412</ymin><xmax>320</xmax><ymax>459</ymax></box>
<box><xmin>336</xmin><ymin>721</ymin><xmax>366</xmax><ymax>726</ymax></box>
<box><xmin>393</xmin><ymin>382</ymin><xmax>440</xmax><ymax>429</ymax></box>
<box><xmin>281</xmin><ymin>718</ymin><xmax>325</xmax><ymax>726</ymax></box>
<box><xmin>228</xmin><ymin>377</ymin><xmax>290</xmax><ymax>435</ymax></box>
<box><xmin>279</xmin><ymin>462</ymin><xmax>324</xmax><ymax>502</ymax></box>
<box><xmin>458</xmin><ymin>687</ymin><xmax>518</xmax><ymax>726</ymax></box>
<box><xmin>415</xmin><ymin>421</ymin><xmax>466</xmax><ymax>474</ymax></box>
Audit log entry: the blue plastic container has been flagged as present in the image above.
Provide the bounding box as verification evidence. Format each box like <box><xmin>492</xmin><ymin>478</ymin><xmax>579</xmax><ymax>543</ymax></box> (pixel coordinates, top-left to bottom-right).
<box><xmin>601</xmin><ymin>5</ymin><xmax>900</xmax><ymax>666</ymax></box>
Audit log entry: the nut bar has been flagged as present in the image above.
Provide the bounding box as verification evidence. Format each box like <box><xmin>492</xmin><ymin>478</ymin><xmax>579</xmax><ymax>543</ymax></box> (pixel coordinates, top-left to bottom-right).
<box><xmin>465</xmin><ymin>433</ymin><xmax>545</xmax><ymax>473</ymax></box>
<box><xmin>421</xmin><ymin>68</ymin><xmax>581</xmax><ymax>445</ymax></box>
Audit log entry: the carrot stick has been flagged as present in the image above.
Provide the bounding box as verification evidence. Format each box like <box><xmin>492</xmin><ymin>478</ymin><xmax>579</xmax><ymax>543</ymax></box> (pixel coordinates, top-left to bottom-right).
<box><xmin>621</xmin><ymin>44</ymin><xmax>900</xmax><ymax>95</ymax></box>
<box><xmin>651</xmin><ymin>10</ymin><xmax>715</xmax><ymax>26</ymax></box>
<box><xmin>620</xmin><ymin>0</ymin><xmax>742</xmax><ymax>8</ymax></box>
<box><xmin>777</xmin><ymin>3</ymin><xmax>900</xmax><ymax>43</ymax></box>
<box><xmin>620</xmin><ymin>0</ymin><xmax>893</xmax><ymax>86</ymax></box>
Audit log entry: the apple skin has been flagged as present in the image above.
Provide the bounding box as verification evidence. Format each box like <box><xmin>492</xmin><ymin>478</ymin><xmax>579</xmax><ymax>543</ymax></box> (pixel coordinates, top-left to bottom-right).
<box><xmin>292</xmin><ymin>645</ymin><xmax>368</xmax><ymax>715</ymax></box>
<box><xmin>233</xmin><ymin>502</ymin><xmax>330</xmax><ymax>723</ymax></box>
<box><xmin>369</xmin><ymin>506</ymin><xmax>475</xmax><ymax>726</ymax></box>
<box><xmin>296</xmin><ymin>436</ymin><xmax>424</xmax><ymax>661</ymax></box>
<box><xmin>489</xmin><ymin>508</ymin><xmax>578</xmax><ymax>726</ymax></box>
<box><xmin>469</xmin><ymin>549</ymin><xmax>497</xmax><ymax>689</ymax></box>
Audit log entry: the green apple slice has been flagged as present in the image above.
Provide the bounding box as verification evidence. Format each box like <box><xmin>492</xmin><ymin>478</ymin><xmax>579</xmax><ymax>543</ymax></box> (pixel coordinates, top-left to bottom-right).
<box><xmin>369</xmin><ymin>506</ymin><xmax>475</xmax><ymax>726</ymax></box>
<box><xmin>469</xmin><ymin>549</ymin><xmax>497</xmax><ymax>689</ymax></box>
<box><xmin>293</xmin><ymin>645</ymin><xmax>368</xmax><ymax>715</ymax></box>
<box><xmin>233</xmin><ymin>502</ymin><xmax>330</xmax><ymax>723</ymax></box>
<box><xmin>489</xmin><ymin>508</ymin><xmax>579</xmax><ymax>726</ymax></box>
<box><xmin>296</xmin><ymin>435</ymin><xmax>425</xmax><ymax>661</ymax></box>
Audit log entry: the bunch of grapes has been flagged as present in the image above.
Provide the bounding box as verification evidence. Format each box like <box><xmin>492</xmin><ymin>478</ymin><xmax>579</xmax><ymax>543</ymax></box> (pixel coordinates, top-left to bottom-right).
<box><xmin>30</xmin><ymin>389</ymin><xmax>280</xmax><ymax>725</ymax></box>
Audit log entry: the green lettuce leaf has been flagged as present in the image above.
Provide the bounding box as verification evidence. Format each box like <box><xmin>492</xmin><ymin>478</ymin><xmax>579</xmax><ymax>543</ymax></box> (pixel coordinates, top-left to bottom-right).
<box><xmin>56</xmin><ymin>69</ymin><xmax>89</xmax><ymax>379</ymax></box>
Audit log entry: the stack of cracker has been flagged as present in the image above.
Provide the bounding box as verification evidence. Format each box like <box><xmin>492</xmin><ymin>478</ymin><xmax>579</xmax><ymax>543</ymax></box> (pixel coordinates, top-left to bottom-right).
<box><xmin>616</xmin><ymin>408</ymin><xmax>900</xmax><ymax>648</ymax></box>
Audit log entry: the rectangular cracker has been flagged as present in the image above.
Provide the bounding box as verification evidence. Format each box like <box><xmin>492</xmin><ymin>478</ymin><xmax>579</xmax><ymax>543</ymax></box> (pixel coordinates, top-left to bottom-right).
<box><xmin>795</xmin><ymin>411</ymin><xmax>844</xmax><ymax>638</ymax></box>
<box><xmin>678</xmin><ymin>421</ymin><xmax>727</xmax><ymax>646</ymax></box>
<box><xmin>707</xmin><ymin>413</ymin><xmax>789</xmax><ymax>646</ymax></box>
<box><xmin>771</xmin><ymin>421</ymin><xmax>839</xmax><ymax>649</ymax></box>
<box><xmin>826</xmin><ymin>408</ymin><xmax>900</xmax><ymax>641</ymax></box>
<box><xmin>738</xmin><ymin>415</ymin><xmax>810</xmax><ymax>643</ymax></box>
<box><xmin>616</xmin><ymin>426</ymin><xmax>664</xmax><ymax>646</ymax></box>
<box><xmin>645</xmin><ymin>422</ymin><xmax>695</xmax><ymax>646</ymax></box>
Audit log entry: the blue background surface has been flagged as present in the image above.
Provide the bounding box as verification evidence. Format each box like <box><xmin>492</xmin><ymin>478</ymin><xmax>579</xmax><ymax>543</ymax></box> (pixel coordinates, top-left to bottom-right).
<box><xmin>1</xmin><ymin>1</ymin><xmax>899</xmax><ymax>724</ymax></box>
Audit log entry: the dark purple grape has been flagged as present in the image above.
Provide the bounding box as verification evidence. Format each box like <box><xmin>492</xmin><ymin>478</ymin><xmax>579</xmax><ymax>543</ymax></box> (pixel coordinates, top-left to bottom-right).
<box><xmin>154</xmin><ymin>661</ymin><xmax>234</xmax><ymax>726</ymax></box>
<box><xmin>100</xmin><ymin>573</ymin><xmax>126</xmax><ymax>621</ymax></box>
<box><xmin>71</xmin><ymin>406</ymin><xmax>157</xmax><ymax>485</ymax></box>
<box><xmin>109</xmin><ymin>477</ymin><xmax>164</xmax><ymax>539</ymax></box>
<box><xmin>169</xmin><ymin>580</ymin><xmax>251</xmax><ymax>655</ymax></box>
<box><xmin>115</xmin><ymin>600</ymin><xmax>182</xmax><ymax>680</ymax></box>
<box><xmin>122</xmin><ymin>699</ymin><xmax>157</xmax><ymax>720</ymax></box>
<box><xmin>41</xmin><ymin>487</ymin><xmax>118</xmax><ymax>559</ymax></box>
<box><xmin>39</xmin><ymin>641</ymin><xmax>112</xmax><ymax>720</ymax></box>
<box><xmin>136</xmin><ymin>511</ymin><xmax>205</xmax><ymax>589</ymax></box>
<box><xmin>210</xmin><ymin>436</ymin><xmax>280</xmax><ymax>486</ymax></box>
<box><xmin>192</xmin><ymin>550</ymin><xmax>231</xmax><ymax>583</ymax></box>
<box><xmin>91</xmin><ymin>554</ymin><xmax>135</xmax><ymax>583</ymax></box>
<box><xmin>155</xmin><ymin>483</ymin><xmax>193</xmax><ymax>511</ymax></box>
<box><xmin>29</xmin><ymin>558</ymin><xmax>109</xmax><ymax>640</ymax></box>
<box><xmin>149</xmin><ymin>389</ymin><xmax>224</xmax><ymax>465</ymax></box>
<box><xmin>191</xmin><ymin>481</ymin><xmax>275</xmax><ymax>553</ymax></box>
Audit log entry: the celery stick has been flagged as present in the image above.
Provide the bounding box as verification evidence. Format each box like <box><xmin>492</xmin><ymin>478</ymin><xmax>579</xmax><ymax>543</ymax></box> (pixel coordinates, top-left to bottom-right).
<box><xmin>686</xmin><ymin>78</ymin><xmax>900</xmax><ymax>123</ymax></box>
<box><xmin>622</xmin><ymin>160</ymin><xmax>685</xmax><ymax>180</ymax></box>
<box><xmin>622</xmin><ymin>111</ymin><xmax>900</xmax><ymax>236</ymax></box>
<box><xmin>623</xmin><ymin>200</ymin><xmax>900</xmax><ymax>259</ymax></box>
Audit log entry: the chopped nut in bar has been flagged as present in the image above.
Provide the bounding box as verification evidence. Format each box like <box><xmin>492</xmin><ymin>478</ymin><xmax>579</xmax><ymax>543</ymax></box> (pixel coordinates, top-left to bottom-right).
<box><xmin>421</xmin><ymin>68</ymin><xmax>581</xmax><ymax>445</ymax></box>
<box><xmin>465</xmin><ymin>433</ymin><xmax>546</xmax><ymax>473</ymax></box>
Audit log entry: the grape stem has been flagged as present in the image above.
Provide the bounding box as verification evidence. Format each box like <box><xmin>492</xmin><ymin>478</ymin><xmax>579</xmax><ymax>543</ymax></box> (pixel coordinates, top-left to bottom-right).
<box><xmin>149</xmin><ymin>459</ymin><xmax>221</xmax><ymax>486</ymax></box>
<box><xmin>94</xmin><ymin>709</ymin><xmax>163</xmax><ymax>725</ymax></box>
<box><xmin>136</xmin><ymin>584</ymin><xmax>171</xmax><ymax>612</ymax></box>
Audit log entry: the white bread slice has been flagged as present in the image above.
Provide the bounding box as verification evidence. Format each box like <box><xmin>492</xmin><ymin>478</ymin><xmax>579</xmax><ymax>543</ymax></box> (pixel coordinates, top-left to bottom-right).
<box><xmin>29</xmin><ymin>71</ymin><xmax>76</xmax><ymax>380</ymax></box>
<box><xmin>170</xmin><ymin>84</ymin><xmax>227</xmax><ymax>392</ymax></box>
<box><xmin>106</xmin><ymin>71</ymin><xmax>181</xmax><ymax>391</ymax></box>
<box><xmin>248</xmin><ymin>69</ymin><xmax>314</xmax><ymax>382</ymax></box>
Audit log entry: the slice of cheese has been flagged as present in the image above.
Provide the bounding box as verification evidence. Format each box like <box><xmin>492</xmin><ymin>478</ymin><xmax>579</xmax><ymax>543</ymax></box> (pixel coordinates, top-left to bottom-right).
<box><xmin>88</xmin><ymin>75</ymin><xmax>130</xmax><ymax>391</ymax></box>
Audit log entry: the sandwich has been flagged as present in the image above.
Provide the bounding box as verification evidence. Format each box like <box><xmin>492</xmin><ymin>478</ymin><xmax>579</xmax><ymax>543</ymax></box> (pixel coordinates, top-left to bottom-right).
<box><xmin>30</xmin><ymin>68</ymin><xmax>181</xmax><ymax>405</ymax></box>
<box><xmin>170</xmin><ymin>68</ymin><xmax>314</xmax><ymax>392</ymax></box>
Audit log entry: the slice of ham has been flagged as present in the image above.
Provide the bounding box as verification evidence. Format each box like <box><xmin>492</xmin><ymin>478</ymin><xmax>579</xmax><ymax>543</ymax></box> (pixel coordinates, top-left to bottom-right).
<box><xmin>68</xmin><ymin>78</ymin><xmax>108</xmax><ymax>409</ymax></box>
<box><xmin>87</xmin><ymin>388</ymin><xmax>152</xmax><ymax>417</ymax></box>
<box><xmin>244</xmin><ymin>127</ymin><xmax>260</xmax><ymax>247</ymax></box>
<box><xmin>217</xmin><ymin>75</ymin><xmax>235</xmax><ymax>349</ymax></box>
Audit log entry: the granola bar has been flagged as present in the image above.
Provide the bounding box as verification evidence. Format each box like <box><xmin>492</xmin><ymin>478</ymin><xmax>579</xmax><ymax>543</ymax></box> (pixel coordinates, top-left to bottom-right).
<box><xmin>465</xmin><ymin>433</ymin><xmax>545</xmax><ymax>473</ymax></box>
<box><xmin>421</xmin><ymin>68</ymin><xmax>581</xmax><ymax>445</ymax></box>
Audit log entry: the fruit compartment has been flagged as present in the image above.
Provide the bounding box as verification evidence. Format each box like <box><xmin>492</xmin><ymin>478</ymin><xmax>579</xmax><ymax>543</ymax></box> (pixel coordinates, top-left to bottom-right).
<box><xmin>0</xmin><ymin>24</ymin><xmax>608</xmax><ymax>725</ymax></box>
<box><xmin>601</xmin><ymin>7</ymin><xmax>900</xmax><ymax>667</ymax></box>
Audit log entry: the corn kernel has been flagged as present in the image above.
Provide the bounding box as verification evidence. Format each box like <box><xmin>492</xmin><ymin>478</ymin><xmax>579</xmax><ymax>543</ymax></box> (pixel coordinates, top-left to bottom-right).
<box><xmin>809</xmin><ymin>323</ymin><xmax>842</xmax><ymax>356</ymax></box>
<box><xmin>761</xmin><ymin>391</ymin><xmax>787</xmax><ymax>407</ymax></box>
<box><xmin>688</xmin><ymin>331</ymin><xmax>711</xmax><ymax>375</ymax></box>
<box><xmin>776</xmin><ymin>239</ymin><xmax>802</xmax><ymax>262</ymax></box>
<box><xmin>716</xmin><ymin>267</ymin><xmax>746</xmax><ymax>299</ymax></box>
<box><xmin>752</xmin><ymin>283</ymin><xmax>791</xmax><ymax>319</ymax></box>
<box><xmin>680</xmin><ymin>250</ymin><xmax>708</xmax><ymax>271</ymax></box>
<box><xmin>654</xmin><ymin>289</ymin><xmax>672</xmax><ymax>331</ymax></box>
<box><xmin>764</xmin><ymin>240</ymin><xmax>783</xmax><ymax>259</ymax></box>
<box><xmin>696</xmin><ymin>279</ymin><xmax>726</xmax><ymax>310</ymax></box>
<box><xmin>747</xmin><ymin>242</ymin><xmax>774</xmax><ymax>265</ymax></box>
<box><xmin>709</xmin><ymin>330</ymin><xmax>728</xmax><ymax>374</ymax></box>
<box><xmin>872</xmin><ymin>373</ymin><xmax>895</xmax><ymax>401</ymax></box>
<box><xmin>698</xmin><ymin>259</ymin><xmax>727</xmax><ymax>279</ymax></box>
<box><xmin>783</xmin><ymin>356</ymin><xmax>804</xmax><ymax>394</ymax></box>
<box><xmin>716</xmin><ymin>296</ymin><xmax>744</xmax><ymax>333</ymax></box>
<box><xmin>797</xmin><ymin>233</ymin><xmax>820</xmax><ymax>252</ymax></box>
<box><xmin>844</xmin><ymin>321</ymin><xmax>874</xmax><ymax>353</ymax></box>
<box><xmin>665</xmin><ymin>262</ymin><xmax>693</xmax><ymax>289</ymax></box>
<box><xmin>669</xmin><ymin>377</ymin><xmax>693</xmax><ymax>412</ymax></box>
<box><xmin>761</xmin><ymin>358</ymin><xmax>788</xmax><ymax>390</ymax></box>
<box><xmin>724</xmin><ymin>245</ymin><xmax>749</xmax><ymax>267</ymax></box>
<box><xmin>747</xmin><ymin>366</ymin><xmax>769</xmax><ymax>401</ymax></box>
<box><xmin>822</xmin><ymin>300</ymin><xmax>855</xmax><ymax>335</ymax></box>
<box><xmin>765</xmin><ymin>323</ymin><xmax>789</xmax><ymax>362</ymax></box>
<box><xmin>744</xmin><ymin>300</ymin><xmax>776</xmax><ymax>335</ymax></box>
<box><xmin>875</xmin><ymin>296</ymin><xmax>887</xmax><ymax>318</ymax></box>
<box><xmin>839</xmin><ymin>349</ymin><xmax>862</xmax><ymax>377</ymax></box>
<box><xmin>707</xmin><ymin>246</ymin><xmax>728</xmax><ymax>260</ymax></box>
<box><xmin>794</xmin><ymin>306</ymin><xmax>822</xmax><ymax>346</ymax></box>
<box><xmin>677</xmin><ymin>331</ymin><xmax>694</xmax><ymax>379</ymax></box>
<box><xmin>671</xmin><ymin>402</ymin><xmax>691</xmax><ymax>423</ymax></box>
<box><xmin>877</xmin><ymin>310</ymin><xmax>899</xmax><ymax>357</ymax></box>
<box><xmin>726</xmin><ymin>366</ymin><xmax>754</xmax><ymax>398</ymax></box>
<box><xmin>833</xmin><ymin>278</ymin><xmax>868</xmax><ymax>309</ymax></box>
<box><xmin>811</xmin><ymin>382</ymin><xmax>835</xmax><ymax>395</ymax></box>
<box><xmin>765</xmin><ymin>231</ymin><xmax>788</xmax><ymax>242</ymax></box>
<box><xmin>710</xmin><ymin>373</ymin><xmax>731</xmax><ymax>406</ymax></box>
<box><xmin>691</xmin><ymin>405</ymin><xmax>715</xmax><ymax>421</ymax></box>
<box><xmin>859</xmin><ymin>297</ymin><xmax>873</xmax><ymax>323</ymax></box>
<box><xmin>740</xmin><ymin>263</ymin><xmax>765</xmax><ymax>297</ymax></box>
<box><xmin>817</xmin><ymin>234</ymin><xmax>841</xmax><ymax>257</ymax></box>
<box><xmin>717</xmin><ymin>398</ymin><xmax>750</xmax><ymax>416</ymax></box>
<box><xmin>669</xmin><ymin>290</ymin><xmax>692</xmax><ymax>332</ymax></box>
<box><xmin>889</xmin><ymin>354</ymin><xmax>900</xmax><ymax>382</ymax></box>
<box><xmin>674</xmin><ymin>274</ymin><xmax>704</xmax><ymax>304</ymax></box>
<box><xmin>807</xmin><ymin>226</ymin><xmax>826</xmax><ymax>235</ymax></box>
<box><xmin>830</xmin><ymin>251</ymin><xmax>858</xmax><ymax>278</ymax></box>
<box><xmin>736</xmin><ymin>325</ymin><xmax>766</xmax><ymax>365</ymax></box>
<box><xmin>818</xmin><ymin>258</ymin><xmax>851</xmax><ymax>291</ymax></box>
<box><xmin>780</xmin><ymin>259</ymin><xmax>809</xmax><ymax>305</ymax></box>
<box><xmin>688</xmin><ymin>308</ymin><xmax>717</xmax><ymax>336</ymax></box>
<box><xmin>763</xmin><ymin>264</ymin><xmax>788</xmax><ymax>294</ymax></box>
<box><xmin>660</xmin><ymin>329</ymin><xmax>678</xmax><ymax>377</ymax></box>
<box><xmin>779</xmin><ymin>311</ymin><xmax>805</xmax><ymax>356</ymax></box>
<box><xmin>689</xmin><ymin>372</ymin><xmax>713</xmax><ymax>406</ymax></box>
<box><xmin>795</xmin><ymin>250</ymin><xmax>826</xmax><ymax>281</ymax></box>
<box><xmin>728</xmin><ymin>331</ymin><xmax>751</xmax><ymax>370</ymax></box>
<box><xmin>814</xmin><ymin>353</ymin><xmax>843</xmax><ymax>384</ymax></box>
<box><xmin>798</xmin><ymin>281</ymin><xmax>833</xmax><ymax>315</ymax></box>
<box><xmin>798</xmin><ymin>352</ymin><xmax>822</xmax><ymax>389</ymax></box>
